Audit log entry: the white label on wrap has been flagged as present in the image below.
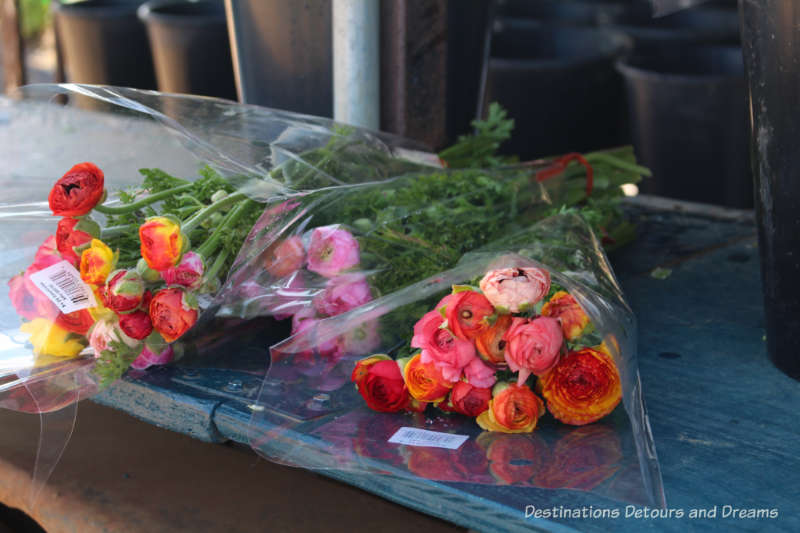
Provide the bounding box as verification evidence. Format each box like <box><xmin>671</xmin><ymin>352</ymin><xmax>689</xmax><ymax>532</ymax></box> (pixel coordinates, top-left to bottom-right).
<box><xmin>388</xmin><ymin>427</ymin><xmax>469</xmax><ymax>450</ymax></box>
<box><xmin>29</xmin><ymin>260</ymin><xmax>96</xmax><ymax>314</ymax></box>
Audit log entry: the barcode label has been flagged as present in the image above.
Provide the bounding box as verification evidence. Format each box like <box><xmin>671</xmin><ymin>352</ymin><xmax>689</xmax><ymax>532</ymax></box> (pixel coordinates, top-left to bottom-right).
<box><xmin>29</xmin><ymin>260</ymin><xmax>96</xmax><ymax>314</ymax></box>
<box><xmin>388</xmin><ymin>427</ymin><xmax>469</xmax><ymax>450</ymax></box>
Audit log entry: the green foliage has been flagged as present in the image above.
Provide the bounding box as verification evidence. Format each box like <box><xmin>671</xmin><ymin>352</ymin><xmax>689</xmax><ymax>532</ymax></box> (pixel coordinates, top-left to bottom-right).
<box><xmin>437</xmin><ymin>102</ymin><xmax>516</xmax><ymax>169</ymax></box>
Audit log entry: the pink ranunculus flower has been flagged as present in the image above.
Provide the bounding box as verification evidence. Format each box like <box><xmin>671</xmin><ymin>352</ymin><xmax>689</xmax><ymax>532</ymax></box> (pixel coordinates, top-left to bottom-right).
<box><xmin>503</xmin><ymin>316</ymin><xmax>563</xmax><ymax>385</ymax></box>
<box><xmin>291</xmin><ymin>313</ymin><xmax>343</xmax><ymax>362</ymax></box>
<box><xmin>435</xmin><ymin>293</ymin><xmax>454</xmax><ymax>313</ymax></box>
<box><xmin>88</xmin><ymin>318</ymin><xmax>139</xmax><ymax>359</ymax></box>
<box><xmin>161</xmin><ymin>251</ymin><xmax>204</xmax><ymax>289</ymax></box>
<box><xmin>411</xmin><ymin>310</ymin><xmax>476</xmax><ymax>383</ymax></box>
<box><xmin>306</xmin><ymin>225</ymin><xmax>360</xmax><ymax>278</ymax></box>
<box><xmin>464</xmin><ymin>357</ymin><xmax>497</xmax><ymax>388</ymax></box>
<box><xmin>130</xmin><ymin>344</ymin><xmax>174</xmax><ymax>370</ymax></box>
<box><xmin>479</xmin><ymin>267</ymin><xmax>551</xmax><ymax>313</ymax></box>
<box><xmin>312</xmin><ymin>274</ymin><xmax>372</xmax><ymax>317</ymax></box>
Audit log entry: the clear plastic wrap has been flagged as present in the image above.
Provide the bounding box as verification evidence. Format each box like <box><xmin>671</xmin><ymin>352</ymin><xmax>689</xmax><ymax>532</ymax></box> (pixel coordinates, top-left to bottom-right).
<box><xmin>249</xmin><ymin>212</ymin><xmax>665</xmax><ymax>520</ymax></box>
<box><xmin>650</xmin><ymin>0</ymin><xmax>713</xmax><ymax>17</ymax></box>
<box><xmin>0</xmin><ymin>84</ymin><xmax>659</xmax><ymax>514</ymax></box>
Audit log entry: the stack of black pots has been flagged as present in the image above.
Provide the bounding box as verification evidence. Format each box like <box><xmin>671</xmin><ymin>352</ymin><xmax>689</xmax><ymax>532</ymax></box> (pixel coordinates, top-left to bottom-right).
<box><xmin>490</xmin><ymin>0</ymin><xmax>750</xmax><ymax>208</ymax></box>
<box><xmin>54</xmin><ymin>0</ymin><xmax>236</xmax><ymax>100</ymax></box>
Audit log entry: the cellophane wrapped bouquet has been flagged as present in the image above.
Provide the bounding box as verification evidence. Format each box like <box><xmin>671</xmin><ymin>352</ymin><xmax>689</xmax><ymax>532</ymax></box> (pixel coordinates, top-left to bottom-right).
<box><xmin>0</xmin><ymin>85</ymin><xmax>663</xmax><ymax>519</ymax></box>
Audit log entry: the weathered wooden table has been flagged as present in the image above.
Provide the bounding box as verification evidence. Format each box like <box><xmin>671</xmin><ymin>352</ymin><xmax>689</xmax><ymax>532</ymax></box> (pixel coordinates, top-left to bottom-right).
<box><xmin>1</xmin><ymin>195</ymin><xmax>797</xmax><ymax>532</ymax></box>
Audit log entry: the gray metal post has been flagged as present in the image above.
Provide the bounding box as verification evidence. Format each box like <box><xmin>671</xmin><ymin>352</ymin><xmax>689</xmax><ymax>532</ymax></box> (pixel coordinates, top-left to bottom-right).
<box><xmin>332</xmin><ymin>0</ymin><xmax>380</xmax><ymax>129</ymax></box>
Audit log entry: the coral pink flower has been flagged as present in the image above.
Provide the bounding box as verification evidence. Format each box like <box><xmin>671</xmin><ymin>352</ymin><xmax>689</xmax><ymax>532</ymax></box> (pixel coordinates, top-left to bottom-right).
<box><xmin>479</xmin><ymin>267</ymin><xmax>551</xmax><ymax>313</ymax></box>
<box><xmin>445</xmin><ymin>290</ymin><xmax>495</xmax><ymax>341</ymax></box>
<box><xmin>503</xmin><ymin>316</ymin><xmax>563</xmax><ymax>385</ymax></box>
<box><xmin>411</xmin><ymin>310</ymin><xmax>476</xmax><ymax>383</ymax></box>
<box><xmin>130</xmin><ymin>344</ymin><xmax>174</xmax><ymax>370</ymax></box>
<box><xmin>306</xmin><ymin>225</ymin><xmax>360</xmax><ymax>278</ymax></box>
<box><xmin>313</xmin><ymin>274</ymin><xmax>372</xmax><ymax>317</ymax></box>
<box><xmin>264</xmin><ymin>236</ymin><xmax>306</xmax><ymax>279</ymax></box>
<box><xmin>161</xmin><ymin>251</ymin><xmax>205</xmax><ymax>289</ymax></box>
<box><xmin>463</xmin><ymin>357</ymin><xmax>497</xmax><ymax>388</ymax></box>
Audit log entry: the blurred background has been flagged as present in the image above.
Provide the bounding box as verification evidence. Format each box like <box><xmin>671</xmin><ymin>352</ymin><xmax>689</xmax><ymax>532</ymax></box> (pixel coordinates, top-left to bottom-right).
<box><xmin>0</xmin><ymin>0</ymin><xmax>750</xmax><ymax>209</ymax></box>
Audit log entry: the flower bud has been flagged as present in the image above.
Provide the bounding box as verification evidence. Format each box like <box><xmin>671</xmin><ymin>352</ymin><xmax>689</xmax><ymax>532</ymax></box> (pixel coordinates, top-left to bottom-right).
<box><xmin>79</xmin><ymin>239</ymin><xmax>116</xmax><ymax>285</ymax></box>
<box><xmin>139</xmin><ymin>215</ymin><xmax>186</xmax><ymax>271</ymax></box>
<box><xmin>161</xmin><ymin>251</ymin><xmax>204</xmax><ymax>290</ymax></box>
<box><xmin>105</xmin><ymin>269</ymin><xmax>145</xmax><ymax>313</ymax></box>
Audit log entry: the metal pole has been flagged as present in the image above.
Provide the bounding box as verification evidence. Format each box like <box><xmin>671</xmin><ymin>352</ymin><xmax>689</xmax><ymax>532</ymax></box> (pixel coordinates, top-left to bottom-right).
<box><xmin>332</xmin><ymin>0</ymin><xmax>380</xmax><ymax>129</ymax></box>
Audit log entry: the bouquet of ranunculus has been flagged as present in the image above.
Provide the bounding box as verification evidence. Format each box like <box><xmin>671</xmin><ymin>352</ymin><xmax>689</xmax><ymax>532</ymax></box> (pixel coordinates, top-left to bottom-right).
<box><xmin>249</xmin><ymin>212</ymin><xmax>664</xmax><ymax>510</ymax></box>
<box><xmin>8</xmin><ymin>160</ymin><xmax>269</xmax><ymax>387</ymax></box>
<box><xmin>351</xmin><ymin>268</ymin><xmax>622</xmax><ymax>433</ymax></box>
<box><xmin>0</xmin><ymin>86</ymin><xmax>647</xmax><ymax>413</ymax></box>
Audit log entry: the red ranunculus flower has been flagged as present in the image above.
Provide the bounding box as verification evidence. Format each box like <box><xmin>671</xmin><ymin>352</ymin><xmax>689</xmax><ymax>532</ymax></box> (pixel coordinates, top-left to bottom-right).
<box><xmin>149</xmin><ymin>287</ymin><xmax>198</xmax><ymax>342</ymax></box>
<box><xmin>48</xmin><ymin>162</ymin><xmax>105</xmax><ymax>216</ymax></box>
<box><xmin>119</xmin><ymin>310</ymin><xmax>154</xmax><ymax>340</ymax></box>
<box><xmin>351</xmin><ymin>355</ymin><xmax>409</xmax><ymax>413</ymax></box>
<box><xmin>445</xmin><ymin>289</ymin><xmax>495</xmax><ymax>341</ymax></box>
<box><xmin>55</xmin><ymin>217</ymin><xmax>94</xmax><ymax>266</ymax></box>
<box><xmin>450</xmin><ymin>381</ymin><xmax>492</xmax><ymax>417</ymax></box>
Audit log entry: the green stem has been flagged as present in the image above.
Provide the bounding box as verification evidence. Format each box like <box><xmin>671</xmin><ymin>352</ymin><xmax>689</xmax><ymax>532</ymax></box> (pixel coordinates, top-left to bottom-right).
<box><xmin>100</xmin><ymin>223</ymin><xmax>138</xmax><ymax>240</ymax></box>
<box><xmin>94</xmin><ymin>184</ymin><xmax>195</xmax><ymax>215</ymax></box>
<box><xmin>182</xmin><ymin>192</ymin><xmax>247</xmax><ymax>235</ymax></box>
<box><xmin>204</xmin><ymin>249</ymin><xmax>230</xmax><ymax>282</ymax></box>
<box><xmin>196</xmin><ymin>199</ymin><xmax>256</xmax><ymax>258</ymax></box>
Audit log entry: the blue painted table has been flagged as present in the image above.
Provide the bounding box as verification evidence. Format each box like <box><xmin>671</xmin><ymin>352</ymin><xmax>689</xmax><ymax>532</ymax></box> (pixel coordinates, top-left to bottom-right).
<box><xmin>92</xmin><ymin>196</ymin><xmax>800</xmax><ymax>533</ymax></box>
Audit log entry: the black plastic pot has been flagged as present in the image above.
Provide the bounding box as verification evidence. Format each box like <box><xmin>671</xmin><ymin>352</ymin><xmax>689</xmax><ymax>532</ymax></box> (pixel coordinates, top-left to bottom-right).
<box><xmin>496</xmin><ymin>0</ymin><xmax>650</xmax><ymax>26</ymax></box>
<box><xmin>138</xmin><ymin>0</ymin><xmax>236</xmax><ymax>99</ymax></box>
<box><xmin>617</xmin><ymin>44</ymin><xmax>751</xmax><ymax>208</ymax></box>
<box><xmin>484</xmin><ymin>20</ymin><xmax>631</xmax><ymax>159</ymax></box>
<box><xmin>612</xmin><ymin>6</ymin><xmax>741</xmax><ymax>50</ymax></box>
<box><xmin>226</xmin><ymin>0</ymin><xmax>332</xmax><ymax>116</ymax></box>
<box><xmin>741</xmin><ymin>0</ymin><xmax>800</xmax><ymax>379</ymax></box>
<box><xmin>53</xmin><ymin>0</ymin><xmax>156</xmax><ymax>88</ymax></box>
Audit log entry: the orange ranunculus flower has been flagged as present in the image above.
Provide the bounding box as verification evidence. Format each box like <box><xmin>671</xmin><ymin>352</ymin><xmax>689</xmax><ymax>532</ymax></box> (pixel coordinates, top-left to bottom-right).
<box><xmin>541</xmin><ymin>290</ymin><xmax>590</xmax><ymax>341</ymax></box>
<box><xmin>478</xmin><ymin>432</ymin><xmax>549</xmax><ymax>485</ymax></box>
<box><xmin>477</xmin><ymin>383</ymin><xmax>545</xmax><ymax>433</ymax></box>
<box><xmin>79</xmin><ymin>239</ymin><xmax>115</xmax><ymax>285</ymax></box>
<box><xmin>139</xmin><ymin>216</ymin><xmax>185</xmax><ymax>271</ymax></box>
<box><xmin>149</xmin><ymin>287</ymin><xmax>198</xmax><ymax>342</ymax></box>
<box><xmin>539</xmin><ymin>346</ymin><xmax>622</xmax><ymax>425</ymax></box>
<box><xmin>403</xmin><ymin>352</ymin><xmax>452</xmax><ymax>403</ymax></box>
<box><xmin>535</xmin><ymin>425</ymin><xmax>622</xmax><ymax>490</ymax></box>
<box><xmin>475</xmin><ymin>313</ymin><xmax>512</xmax><ymax>366</ymax></box>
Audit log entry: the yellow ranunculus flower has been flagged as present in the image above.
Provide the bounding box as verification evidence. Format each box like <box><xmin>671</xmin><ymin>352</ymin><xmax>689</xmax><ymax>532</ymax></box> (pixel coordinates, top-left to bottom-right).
<box><xmin>20</xmin><ymin>318</ymin><xmax>86</xmax><ymax>358</ymax></box>
<box><xmin>80</xmin><ymin>238</ymin><xmax>115</xmax><ymax>285</ymax></box>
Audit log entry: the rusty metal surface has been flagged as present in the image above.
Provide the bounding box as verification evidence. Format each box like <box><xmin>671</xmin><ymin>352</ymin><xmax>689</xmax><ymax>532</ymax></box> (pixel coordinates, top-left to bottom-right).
<box><xmin>0</xmin><ymin>402</ymin><xmax>464</xmax><ymax>533</ymax></box>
